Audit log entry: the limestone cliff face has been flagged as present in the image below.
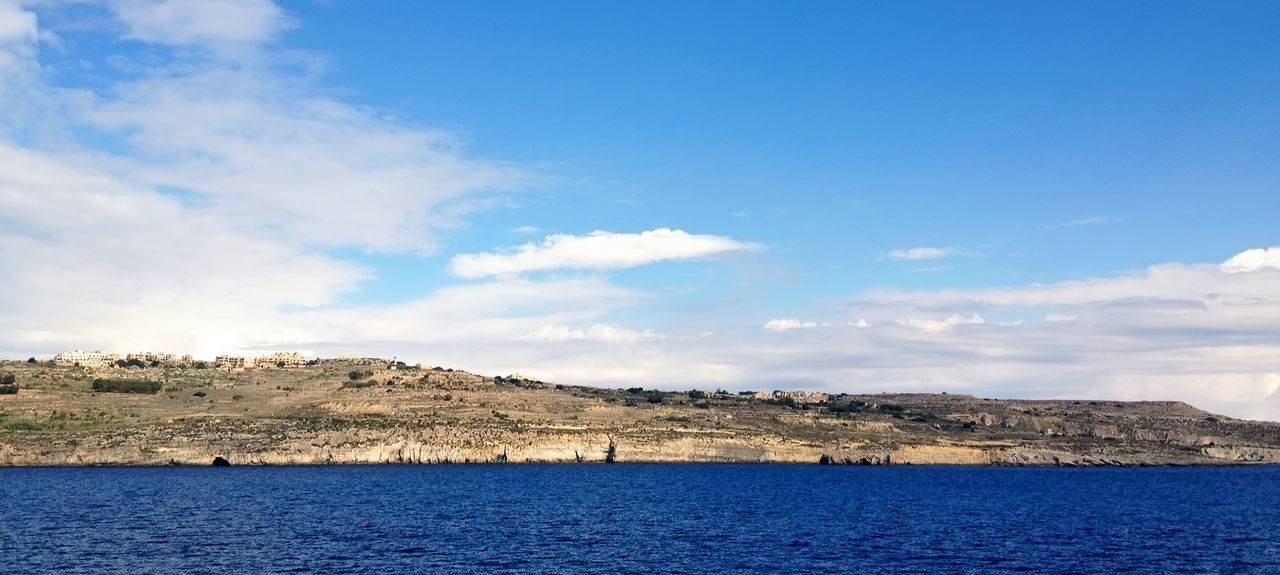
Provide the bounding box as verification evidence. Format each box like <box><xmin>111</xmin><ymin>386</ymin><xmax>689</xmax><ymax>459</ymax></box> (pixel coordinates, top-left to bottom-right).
<box><xmin>2</xmin><ymin>423</ymin><xmax>1275</xmax><ymax>467</ymax></box>
<box><xmin>1201</xmin><ymin>446</ymin><xmax>1280</xmax><ymax>464</ymax></box>
<box><xmin>0</xmin><ymin>428</ymin><xmax>825</xmax><ymax>466</ymax></box>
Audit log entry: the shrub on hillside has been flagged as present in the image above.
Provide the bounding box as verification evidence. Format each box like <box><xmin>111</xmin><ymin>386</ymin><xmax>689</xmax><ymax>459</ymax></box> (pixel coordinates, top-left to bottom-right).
<box><xmin>0</xmin><ymin>373</ymin><xmax>16</xmax><ymax>395</ymax></box>
<box><xmin>91</xmin><ymin>378</ymin><xmax>161</xmax><ymax>394</ymax></box>
<box><xmin>826</xmin><ymin>400</ymin><xmax>866</xmax><ymax>414</ymax></box>
<box><xmin>645</xmin><ymin>390</ymin><xmax>673</xmax><ymax>404</ymax></box>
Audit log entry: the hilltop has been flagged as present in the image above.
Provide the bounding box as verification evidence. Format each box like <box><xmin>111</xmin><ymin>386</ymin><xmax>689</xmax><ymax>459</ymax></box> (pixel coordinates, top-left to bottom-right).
<box><xmin>1</xmin><ymin>359</ymin><xmax>1278</xmax><ymax>466</ymax></box>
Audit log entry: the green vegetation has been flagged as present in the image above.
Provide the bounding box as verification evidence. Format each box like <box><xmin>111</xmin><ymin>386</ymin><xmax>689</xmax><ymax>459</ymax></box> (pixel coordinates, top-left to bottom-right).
<box><xmin>1</xmin><ymin>418</ymin><xmax>43</xmax><ymax>431</ymax></box>
<box><xmin>625</xmin><ymin>387</ymin><xmax>674</xmax><ymax>404</ymax></box>
<box><xmin>826</xmin><ymin>400</ymin><xmax>867</xmax><ymax>415</ymax></box>
<box><xmin>0</xmin><ymin>372</ymin><xmax>16</xmax><ymax>394</ymax></box>
<box><xmin>91</xmin><ymin>378</ymin><xmax>162</xmax><ymax>394</ymax></box>
<box><xmin>764</xmin><ymin>396</ymin><xmax>797</xmax><ymax>408</ymax></box>
<box><xmin>1</xmin><ymin>407</ymin><xmax>120</xmax><ymax>431</ymax></box>
<box><xmin>342</xmin><ymin>379</ymin><xmax>375</xmax><ymax>389</ymax></box>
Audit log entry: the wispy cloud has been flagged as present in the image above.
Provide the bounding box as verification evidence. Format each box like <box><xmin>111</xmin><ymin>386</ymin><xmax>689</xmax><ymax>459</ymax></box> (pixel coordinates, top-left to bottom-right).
<box><xmin>909</xmin><ymin>265</ymin><xmax>953</xmax><ymax>273</ymax></box>
<box><xmin>108</xmin><ymin>0</ymin><xmax>293</xmax><ymax>50</ymax></box>
<box><xmin>523</xmin><ymin>324</ymin><xmax>662</xmax><ymax>344</ymax></box>
<box><xmin>896</xmin><ymin>313</ymin><xmax>985</xmax><ymax>332</ymax></box>
<box><xmin>764</xmin><ymin>318</ymin><xmax>819</xmax><ymax>332</ymax></box>
<box><xmin>885</xmin><ymin>247</ymin><xmax>954</xmax><ymax>261</ymax></box>
<box><xmin>1044</xmin><ymin>216</ymin><xmax>1117</xmax><ymax>230</ymax></box>
<box><xmin>510</xmin><ymin>225</ymin><xmax>542</xmax><ymax>234</ymax></box>
<box><xmin>450</xmin><ymin>228</ymin><xmax>760</xmax><ymax>278</ymax></box>
<box><xmin>0</xmin><ymin>1</ymin><xmax>524</xmax><ymax>355</ymax></box>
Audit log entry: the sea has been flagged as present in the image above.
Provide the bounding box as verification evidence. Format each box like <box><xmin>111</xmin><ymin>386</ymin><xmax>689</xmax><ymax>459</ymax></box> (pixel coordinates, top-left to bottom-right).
<box><xmin>2</xmin><ymin>464</ymin><xmax>1278</xmax><ymax>574</ymax></box>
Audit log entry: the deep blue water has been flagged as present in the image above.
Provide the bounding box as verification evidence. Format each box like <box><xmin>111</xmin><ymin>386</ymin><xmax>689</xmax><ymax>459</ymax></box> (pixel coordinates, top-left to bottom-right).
<box><xmin>2</xmin><ymin>465</ymin><xmax>1279</xmax><ymax>574</ymax></box>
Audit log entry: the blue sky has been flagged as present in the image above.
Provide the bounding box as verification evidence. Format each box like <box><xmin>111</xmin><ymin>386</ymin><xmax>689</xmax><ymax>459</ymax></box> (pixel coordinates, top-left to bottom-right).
<box><xmin>282</xmin><ymin>1</ymin><xmax>1279</xmax><ymax>301</ymax></box>
<box><xmin>2</xmin><ymin>0</ymin><xmax>1280</xmax><ymax>418</ymax></box>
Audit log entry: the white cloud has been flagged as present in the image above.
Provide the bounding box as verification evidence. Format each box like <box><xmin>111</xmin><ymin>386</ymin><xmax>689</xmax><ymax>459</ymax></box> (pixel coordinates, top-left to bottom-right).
<box><xmin>0</xmin><ymin>2</ymin><xmax>526</xmax><ymax>357</ymax></box>
<box><xmin>510</xmin><ymin>225</ymin><xmax>541</xmax><ymax>234</ymax></box>
<box><xmin>524</xmin><ymin>324</ymin><xmax>661</xmax><ymax>344</ymax></box>
<box><xmin>0</xmin><ymin>1</ymin><xmax>38</xmax><ymax>94</ymax></box>
<box><xmin>0</xmin><ymin>2</ymin><xmax>36</xmax><ymax>46</ymax></box>
<box><xmin>0</xmin><ymin>142</ymin><xmax>371</xmax><ymax>353</ymax></box>
<box><xmin>75</xmin><ymin>67</ymin><xmax>520</xmax><ymax>254</ymax></box>
<box><xmin>450</xmin><ymin>228</ymin><xmax>758</xmax><ymax>278</ymax></box>
<box><xmin>853</xmin><ymin>261</ymin><xmax>1280</xmax><ymax>313</ymax></box>
<box><xmin>897</xmin><ymin>313</ymin><xmax>985</xmax><ymax>332</ymax></box>
<box><xmin>764</xmin><ymin>318</ymin><xmax>818</xmax><ymax>332</ymax></box>
<box><xmin>107</xmin><ymin>0</ymin><xmax>291</xmax><ymax>50</ymax></box>
<box><xmin>886</xmin><ymin>247</ymin><xmax>953</xmax><ymax>260</ymax></box>
<box><xmin>1221</xmin><ymin>247</ymin><xmax>1280</xmax><ymax>273</ymax></box>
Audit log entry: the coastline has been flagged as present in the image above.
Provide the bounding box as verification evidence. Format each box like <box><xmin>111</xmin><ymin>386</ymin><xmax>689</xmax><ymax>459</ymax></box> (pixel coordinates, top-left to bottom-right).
<box><xmin>4</xmin><ymin>360</ymin><xmax>1280</xmax><ymax>468</ymax></box>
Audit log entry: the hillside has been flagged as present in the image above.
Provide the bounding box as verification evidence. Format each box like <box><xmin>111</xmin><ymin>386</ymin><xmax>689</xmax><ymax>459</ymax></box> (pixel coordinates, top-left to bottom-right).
<box><xmin>1</xmin><ymin>359</ymin><xmax>1278</xmax><ymax>466</ymax></box>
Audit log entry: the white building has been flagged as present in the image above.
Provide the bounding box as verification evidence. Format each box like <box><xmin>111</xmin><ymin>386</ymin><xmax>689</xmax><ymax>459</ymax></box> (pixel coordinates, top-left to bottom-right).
<box><xmin>215</xmin><ymin>352</ymin><xmax>306</xmax><ymax>369</ymax></box>
<box><xmin>215</xmin><ymin>355</ymin><xmax>256</xmax><ymax>369</ymax></box>
<box><xmin>259</xmin><ymin>352</ymin><xmax>306</xmax><ymax>367</ymax></box>
<box><xmin>54</xmin><ymin>350</ymin><xmax>121</xmax><ymax>367</ymax></box>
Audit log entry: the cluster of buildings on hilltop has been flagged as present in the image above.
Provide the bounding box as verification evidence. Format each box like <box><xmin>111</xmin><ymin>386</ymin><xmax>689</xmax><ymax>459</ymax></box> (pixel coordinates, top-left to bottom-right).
<box><xmin>52</xmin><ymin>349</ymin><xmax>307</xmax><ymax>369</ymax></box>
<box><xmin>54</xmin><ymin>350</ymin><xmax>194</xmax><ymax>367</ymax></box>
<box><xmin>750</xmin><ymin>390</ymin><xmax>830</xmax><ymax>404</ymax></box>
<box><xmin>213</xmin><ymin>352</ymin><xmax>307</xmax><ymax>369</ymax></box>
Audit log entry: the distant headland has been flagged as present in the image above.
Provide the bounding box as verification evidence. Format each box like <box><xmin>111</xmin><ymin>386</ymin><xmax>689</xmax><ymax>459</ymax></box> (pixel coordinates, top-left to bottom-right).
<box><xmin>2</xmin><ymin>352</ymin><xmax>1278</xmax><ymax>467</ymax></box>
